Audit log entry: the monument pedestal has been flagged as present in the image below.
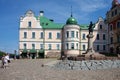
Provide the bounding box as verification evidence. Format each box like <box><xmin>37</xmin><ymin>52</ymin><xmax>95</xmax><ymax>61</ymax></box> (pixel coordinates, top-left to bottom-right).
<box><xmin>85</xmin><ymin>33</ymin><xmax>95</xmax><ymax>58</ymax></box>
<box><xmin>85</xmin><ymin>33</ymin><xmax>105</xmax><ymax>59</ymax></box>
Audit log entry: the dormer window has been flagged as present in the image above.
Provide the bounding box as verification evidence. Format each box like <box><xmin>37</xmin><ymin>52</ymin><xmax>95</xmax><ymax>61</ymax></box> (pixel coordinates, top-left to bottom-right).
<box><xmin>46</xmin><ymin>23</ymin><xmax>48</xmax><ymax>25</ymax></box>
<box><xmin>28</xmin><ymin>21</ymin><xmax>32</xmax><ymax>27</ymax></box>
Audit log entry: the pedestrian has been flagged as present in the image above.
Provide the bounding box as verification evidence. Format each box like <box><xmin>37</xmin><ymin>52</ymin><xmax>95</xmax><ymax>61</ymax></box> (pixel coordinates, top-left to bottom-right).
<box><xmin>6</xmin><ymin>53</ymin><xmax>10</xmax><ymax>63</ymax></box>
<box><xmin>1</xmin><ymin>54</ymin><xmax>9</xmax><ymax>69</ymax></box>
<box><xmin>1</xmin><ymin>54</ymin><xmax>5</xmax><ymax>68</ymax></box>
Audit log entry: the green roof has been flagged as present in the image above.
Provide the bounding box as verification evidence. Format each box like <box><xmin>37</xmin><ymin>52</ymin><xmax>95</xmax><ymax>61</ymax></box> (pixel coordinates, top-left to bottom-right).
<box><xmin>66</xmin><ymin>17</ymin><xmax>77</xmax><ymax>25</ymax></box>
<box><xmin>38</xmin><ymin>49</ymin><xmax>44</xmax><ymax>53</ymax></box>
<box><xmin>38</xmin><ymin>16</ymin><xmax>64</xmax><ymax>29</ymax></box>
<box><xmin>22</xmin><ymin>49</ymin><xmax>28</xmax><ymax>53</ymax></box>
<box><xmin>29</xmin><ymin>49</ymin><xmax>37</xmax><ymax>53</ymax></box>
<box><xmin>35</xmin><ymin>16</ymin><xmax>94</xmax><ymax>30</ymax></box>
<box><xmin>80</xmin><ymin>24</ymin><xmax>89</xmax><ymax>29</ymax></box>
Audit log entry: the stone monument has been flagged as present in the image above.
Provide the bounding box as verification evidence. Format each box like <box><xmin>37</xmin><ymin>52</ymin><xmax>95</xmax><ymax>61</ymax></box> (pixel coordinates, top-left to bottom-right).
<box><xmin>86</xmin><ymin>21</ymin><xmax>95</xmax><ymax>54</ymax></box>
<box><xmin>85</xmin><ymin>21</ymin><xmax>105</xmax><ymax>59</ymax></box>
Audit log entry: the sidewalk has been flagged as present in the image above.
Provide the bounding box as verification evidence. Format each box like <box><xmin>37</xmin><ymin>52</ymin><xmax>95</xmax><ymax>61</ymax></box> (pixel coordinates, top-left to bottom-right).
<box><xmin>0</xmin><ymin>59</ymin><xmax>120</xmax><ymax>80</ymax></box>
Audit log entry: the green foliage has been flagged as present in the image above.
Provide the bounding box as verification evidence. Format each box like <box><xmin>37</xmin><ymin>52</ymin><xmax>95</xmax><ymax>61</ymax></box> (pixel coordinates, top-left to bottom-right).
<box><xmin>0</xmin><ymin>51</ymin><xmax>5</xmax><ymax>56</ymax></box>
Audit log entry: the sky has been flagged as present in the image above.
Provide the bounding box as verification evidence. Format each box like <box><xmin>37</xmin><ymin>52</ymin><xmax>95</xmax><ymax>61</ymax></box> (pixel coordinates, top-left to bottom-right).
<box><xmin>0</xmin><ymin>0</ymin><xmax>119</xmax><ymax>54</ymax></box>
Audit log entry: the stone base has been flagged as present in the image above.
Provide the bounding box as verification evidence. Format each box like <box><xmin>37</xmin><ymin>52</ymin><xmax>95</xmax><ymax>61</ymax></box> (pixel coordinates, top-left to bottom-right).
<box><xmin>85</xmin><ymin>52</ymin><xmax>105</xmax><ymax>60</ymax></box>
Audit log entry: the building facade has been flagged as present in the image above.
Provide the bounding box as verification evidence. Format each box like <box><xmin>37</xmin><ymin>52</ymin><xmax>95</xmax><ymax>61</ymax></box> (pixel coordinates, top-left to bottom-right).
<box><xmin>106</xmin><ymin>0</ymin><xmax>120</xmax><ymax>54</ymax></box>
<box><xmin>19</xmin><ymin>10</ymin><xmax>108</xmax><ymax>58</ymax></box>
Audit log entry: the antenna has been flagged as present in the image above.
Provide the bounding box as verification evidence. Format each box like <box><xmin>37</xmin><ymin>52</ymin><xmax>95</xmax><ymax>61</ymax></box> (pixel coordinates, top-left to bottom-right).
<box><xmin>71</xmin><ymin>6</ymin><xmax>73</xmax><ymax>17</ymax></box>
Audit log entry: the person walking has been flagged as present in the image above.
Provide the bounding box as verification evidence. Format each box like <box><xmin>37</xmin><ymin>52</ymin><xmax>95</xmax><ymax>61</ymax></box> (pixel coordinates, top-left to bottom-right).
<box><xmin>1</xmin><ymin>54</ymin><xmax>9</xmax><ymax>69</ymax></box>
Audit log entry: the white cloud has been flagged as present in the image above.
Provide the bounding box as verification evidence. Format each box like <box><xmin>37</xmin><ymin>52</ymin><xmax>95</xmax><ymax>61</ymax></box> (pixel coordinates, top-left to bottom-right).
<box><xmin>71</xmin><ymin>0</ymin><xmax>109</xmax><ymax>12</ymax></box>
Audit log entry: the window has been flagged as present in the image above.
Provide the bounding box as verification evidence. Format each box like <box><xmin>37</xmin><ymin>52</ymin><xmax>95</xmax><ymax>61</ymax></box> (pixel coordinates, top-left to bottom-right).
<box><xmin>117</xmin><ymin>22</ymin><xmax>120</xmax><ymax>28</ymax></box>
<box><xmin>57</xmin><ymin>32</ymin><xmax>60</xmax><ymax>39</ymax></box>
<box><xmin>115</xmin><ymin>9</ymin><xmax>117</xmax><ymax>15</ymax></box>
<box><xmin>82</xmin><ymin>34</ymin><xmax>86</xmax><ymax>39</ymax></box>
<box><xmin>23</xmin><ymin>43</ymin><xmax>26</xmax><ymax>49</ymax></box>
<box><xmin>110</xmin><ymin>37</ymin><xmax>113</xmax><ymax>44</ymax></box>
<box><xmin>83</xmin><ymin>45</ymin><xmax>86</xmax><ymax>51</ymax></box>
<box><xmin>76</xmin><ymin>31</ymin><xmax>78</xmax><ymax>38</ymax></box>
<box><xmin>66</xmin><ymin>31</ymin><xmax>69</xmax><ymax>38</ymax></box>
<box><xmin>97</xmin><ymin>45</ymin><xmax>99</xmax><ymax>51</ymax></box>
<box><xmin>32</xmin><ymin>32</ymin><xmax>35</xmax><ymax>38</ymax></box>
<box><xmin>71</xmin><ymin>31</ymin><xmax>74</xmax><ymax>38</ymax></box>
<box><xmin>117</xmin><ymin>35</ymin><xmax>120</xmax><ymax>43</ymax></box>
<box><xmin>110</xmin><ymin>25</ymin><xmax>113</xmax><ymax>31</ymax></box>
<box><xmin>56</xmin><ymin>44</ymin><xmax>60</xmax><ymax>50</ymax></box>
<box><xmin>24</xmin><ymin>32</ymin><xmax>27</xmax><ymax>38</ymax></box>
<box><xmin>32</xmin><ymin>44</ymin><xmax>35</xmax><ymax>49</ymax></box>
<box><xmin>103</xmin><ymin>45</ymin><xmax>106</xmax><ymax>50</ymax></box>
<box><xmin>28</xmin><ymin>21</ymin><xmax>31</xmax><ymax>27</ymax></box>
<box><xmin>40</xmin><ymin>44</ymin><xmax>43</xmax><ymax>49</ymax></box>
<box><xmin>48</xmin><ymin>32</ymin><xmax>52</xmax><ymax>39</ymax></box>
<box><xmin>66</xmin><ymin>43</ymin><xmax>69</xmax><ymax>49</ymax></box>
<box><xmin>103</xmin><ymin>34</ymin><xmax>106</xmax><ymax>40</ymax></box>
<box><xmin>111</xmin><ymin>11</ymin><xmax>114</xmax><ymax>17</ymax></box>
<box><xmin>40</xmin><ymin>32</ymin><xmax>43</xmax><ymax>39</ymax></box>
<box><xmin>48</xmin><ymin>44</ymin><xmax>51</xmax><ymax>50</ymax></box>
<box><xmin>76</xmin><ymin>43</ymin><xmax>78</xmax><ymax>49</ymax></box>
<box><xmin>97</xmin><ymin>34</ymin><xmax>99</xmax><ymax>40</ymax></box>
<box><xmin>71</xmin><ymin>43</ymin><xmax>74</xmax><ymax>49</ymax></box>
<box><xmin>100</xmin><ymin>25</ymin><xmax>102</xmax><ymax>29</ymax></box>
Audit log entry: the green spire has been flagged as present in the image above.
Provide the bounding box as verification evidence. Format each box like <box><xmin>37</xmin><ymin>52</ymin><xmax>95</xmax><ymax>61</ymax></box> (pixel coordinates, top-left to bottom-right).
<box><xmin>66</xmin><ymin>6</ymin><xmax>77</xmax><ymax>25</ymax></box>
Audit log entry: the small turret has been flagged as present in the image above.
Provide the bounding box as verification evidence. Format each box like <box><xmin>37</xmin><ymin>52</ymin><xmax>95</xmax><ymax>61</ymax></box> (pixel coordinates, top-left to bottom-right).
<box><xmin>112</xmin><ymin>0</ymin><xmax>119</xmax><ymax>9</ymax></box>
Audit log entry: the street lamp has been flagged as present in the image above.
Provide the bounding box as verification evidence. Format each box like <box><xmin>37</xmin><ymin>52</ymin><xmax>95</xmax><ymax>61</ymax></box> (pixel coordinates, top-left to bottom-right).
<box><xmin>14</xmin><ymin>50</ymin><xmax>17</xmax><ymax>59</ymax></box>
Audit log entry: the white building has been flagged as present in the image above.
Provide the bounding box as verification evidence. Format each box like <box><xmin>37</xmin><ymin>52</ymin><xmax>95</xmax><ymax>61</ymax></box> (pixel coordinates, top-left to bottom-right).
<box><xmin>19</xmin><ymin>10</ymin><xmax>108</xmax><ymax>58</ymax></box>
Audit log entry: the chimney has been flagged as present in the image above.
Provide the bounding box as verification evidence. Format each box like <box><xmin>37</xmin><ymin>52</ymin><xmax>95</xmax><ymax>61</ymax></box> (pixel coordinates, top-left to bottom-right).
<box><xmin>40</xmin><ymin>11</ymin><xmax>44</xmax><ymax>16</ymax></box>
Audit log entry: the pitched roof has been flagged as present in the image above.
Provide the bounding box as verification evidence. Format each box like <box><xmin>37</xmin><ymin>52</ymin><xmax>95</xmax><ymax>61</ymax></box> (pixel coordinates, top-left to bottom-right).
<box><xmin>80</xmin><ymin>24</ymin><xmax>89</xmax><ymax>29</ymax></box>
<box><xmin>39</xmin><ymin>16</ymin><xmax>64</xmax><ymax>29</ymax></box>
<box><xmin>36</xmin><ymin>16</ymin><xmax>89</xmax><ymax>29</ymax></box>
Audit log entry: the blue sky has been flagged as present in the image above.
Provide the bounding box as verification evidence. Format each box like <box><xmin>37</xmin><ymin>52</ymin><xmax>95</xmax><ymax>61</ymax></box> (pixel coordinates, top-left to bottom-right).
<box><xmin>0</xmin><ymin>0</ymin><xmax>119</xmax><ymax>53</ymax></box>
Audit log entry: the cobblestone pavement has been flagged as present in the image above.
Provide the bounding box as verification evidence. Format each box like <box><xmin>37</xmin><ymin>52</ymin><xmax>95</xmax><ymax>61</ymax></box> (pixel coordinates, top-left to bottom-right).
<box><xmin>0</xmin><ymin>59</ymin><xmax>120</xmax><ymax>80</ymax></box>
<box><xmin>49</xmin><ymin>60</ymin><xmax>120</xmax><ymax>70</ymax></box>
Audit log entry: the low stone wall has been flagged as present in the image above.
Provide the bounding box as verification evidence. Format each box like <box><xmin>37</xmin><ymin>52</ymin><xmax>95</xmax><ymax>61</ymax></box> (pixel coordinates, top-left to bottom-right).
<box><xmin>46</xmin><ymin>52</ymin><xmax>61</xmax><ymax>58</ymax></box>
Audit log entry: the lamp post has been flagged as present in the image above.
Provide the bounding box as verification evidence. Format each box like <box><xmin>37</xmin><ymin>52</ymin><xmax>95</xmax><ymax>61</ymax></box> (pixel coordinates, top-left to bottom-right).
<box><xmin>14</xmin><ymin>50</ymin><xmax>17</xmax><ymax>59</ymax></box>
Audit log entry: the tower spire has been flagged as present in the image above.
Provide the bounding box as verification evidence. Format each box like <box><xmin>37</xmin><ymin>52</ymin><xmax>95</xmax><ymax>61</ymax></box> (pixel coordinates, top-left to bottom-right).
<box><xmin>71</xmin><ymin>6</ymin><xmax>73</xmax><ymax>17</ymax></box>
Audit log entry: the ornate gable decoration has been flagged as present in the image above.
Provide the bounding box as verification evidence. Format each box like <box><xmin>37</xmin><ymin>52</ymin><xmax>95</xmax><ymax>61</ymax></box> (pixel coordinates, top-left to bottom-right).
<box><xmin>25</xmin><ymin>10</ymin><xmax>34</xmax><ymax>17</ymax></box>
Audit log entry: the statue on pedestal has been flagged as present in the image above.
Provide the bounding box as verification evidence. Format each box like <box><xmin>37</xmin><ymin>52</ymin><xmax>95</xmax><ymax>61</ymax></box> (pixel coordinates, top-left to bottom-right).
<box><xmin>88</xmin><ymin>21</ymin><xmax>93</xmax><ymax>34</ymax></box>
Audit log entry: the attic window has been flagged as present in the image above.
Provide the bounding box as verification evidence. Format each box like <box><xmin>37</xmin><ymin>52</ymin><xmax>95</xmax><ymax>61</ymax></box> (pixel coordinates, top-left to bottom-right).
<box><xmin>28</xmin><ymin>21</ymin><xmax>32</xmax><ymax>27</ymax></box>
<box><xmin>46</xmin><ymin>23</ymin><xmax>48</xmax><ymax>25</ymax></box>
<box><xmin>42</xmin><ymin>23</ymin><xmax>44</xmax><ymax>26</ymax></box>
<box><xmin>100</xmin><ymin>25</ymin><xmax>102</xmax><ymax>29</ymax></box>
